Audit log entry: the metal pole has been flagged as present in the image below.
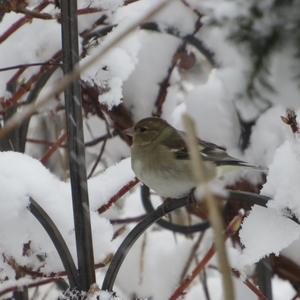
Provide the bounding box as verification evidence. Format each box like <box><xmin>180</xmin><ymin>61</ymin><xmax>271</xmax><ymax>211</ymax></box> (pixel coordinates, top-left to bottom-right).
<box><xmin>60</xmin><ymin>0</ymin><xmax>96</xmax><ymax>291</ymax></box>
<box><xmin>256</xmin><ymin>258</ymin><xmax>273</xmax><ymax>300</ymax></box>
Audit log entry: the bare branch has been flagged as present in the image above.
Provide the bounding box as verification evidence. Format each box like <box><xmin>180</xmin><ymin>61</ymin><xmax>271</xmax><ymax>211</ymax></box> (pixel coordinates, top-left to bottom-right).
<box><xmin>0</xmin><ymin>0</ymin><xmax>173</xmax><ymax>140</ymax></box>
<box><xmin>98</xmin><ymin>178</ymin><xmax>139</xmax><ymax>213</ymax></box>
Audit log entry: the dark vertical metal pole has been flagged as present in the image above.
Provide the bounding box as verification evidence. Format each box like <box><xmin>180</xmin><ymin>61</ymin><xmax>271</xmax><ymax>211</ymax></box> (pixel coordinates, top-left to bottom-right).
<box><xmin>61</xmin><ymin>0</ymin><xmax>96</xmax><ymax>291</ymax></box>
<box><xmin>256</xmin><ymin>258</ymin><xmax>273</xmax><ymax>300</ymax></box>
<box><xmin>13</xmin><ymin>288</ymin><xmax>28</xmax><ymax>300</ymax></box>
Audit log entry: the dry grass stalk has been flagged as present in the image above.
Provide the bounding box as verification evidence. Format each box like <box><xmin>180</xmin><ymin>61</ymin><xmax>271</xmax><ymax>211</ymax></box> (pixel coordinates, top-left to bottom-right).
<box><xmin>182</xmin><ymin>114</ymin><xmax>235</xmax><ymax>300</ymax></box>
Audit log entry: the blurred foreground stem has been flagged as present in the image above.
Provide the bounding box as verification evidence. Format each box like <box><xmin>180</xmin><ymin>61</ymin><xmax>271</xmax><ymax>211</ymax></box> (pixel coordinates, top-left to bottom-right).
<box><xmin>182</xmin><ymin>114</ymin><xmax>235</xmax><ymax>300</ymax></box>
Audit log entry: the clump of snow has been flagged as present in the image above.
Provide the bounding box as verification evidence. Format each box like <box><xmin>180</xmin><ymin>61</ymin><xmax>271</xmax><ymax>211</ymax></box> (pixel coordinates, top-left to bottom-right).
<box><xmin>0</xmin><ymin>16</ymin><xmax>61</xmax><ymax>98</ymax></box>
<box><xmin>96</xmin><ymin>290</ymin><xmax>121</xmax><ymax>299</ymax></box>
<box><xmin>123</xmin><ymin>31</ymin><xmax>180</xmax><ymax>119</ymax></box>
<box><xmin>245</xmin><ymin>105</ymin><xmax>290</xmax><ymax>167</ymax></box>
<box><xmin>152</xmin><ymin>1</ymin><xmax>198</xmax><ymax>36</ymax></box>
<box><xmin>237</xmin><ymin>136</ymin><xmax>300</xmax><ymax>268</ymax></box>
<box><xmin>88</xmin><ymin>157</ymin><xmax>135</xmax><ymax>213</ymax></box>
<box><xmin>0</xmin><ymin>151</ymin><xmax>134</xmax><ymax>278</ymax></box>
<box><xmin>117</xmin><ymin>230</ymin><xmax>199</xmax><ymax>300</ymax></box>
<box><xmin>58</xmin><ymin>286</ymin><xmax>121</xmax><ymax>300</ymax></box>
<box><xmin>184</xmin><ymin>69</ymin><xmax>241</xmax><ymax>150</ymax></box>
<box><xmin>238</xmin><ymin>206</ymin><xmax>300</xmax><ymax>267</ymax></box>
<box><xmin>81</xmin><ymin>28</ymin><xmax>141</xmax><ymax>109</ymax></box>
<box><xmin>262</xmin><ymin>138</ymin><xmax>300</xmax><ymax>219</ymax></box>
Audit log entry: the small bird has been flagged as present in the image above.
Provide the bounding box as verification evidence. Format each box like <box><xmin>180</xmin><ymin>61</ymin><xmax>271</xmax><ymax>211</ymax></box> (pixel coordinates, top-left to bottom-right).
<box><xmin>130</xmin><ymin>117</ymin><xmax>257</xmax><ymax>199</ymax></box>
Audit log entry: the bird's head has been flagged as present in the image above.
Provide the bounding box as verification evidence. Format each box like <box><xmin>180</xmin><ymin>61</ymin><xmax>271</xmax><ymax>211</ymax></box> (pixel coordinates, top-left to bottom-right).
<box><xmin>132</xmin><ymin>117</ymin><xmax>170</xmax><ymax>146</ymax></box>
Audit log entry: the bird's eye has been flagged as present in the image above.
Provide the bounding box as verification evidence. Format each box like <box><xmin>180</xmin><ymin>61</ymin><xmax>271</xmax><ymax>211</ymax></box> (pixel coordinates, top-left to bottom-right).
<box><xmin>139</xmin><ymin>127</ymin><xmax>147</xmax><ymax>133</ymax></box>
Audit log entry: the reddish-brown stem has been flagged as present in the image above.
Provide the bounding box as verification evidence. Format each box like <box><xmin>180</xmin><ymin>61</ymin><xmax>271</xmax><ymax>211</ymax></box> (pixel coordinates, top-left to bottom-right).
<box><xmin>77</xmin><ymin>7</ymin><xmax>104</xmax><ymax>15</ymax></box>
<box><xmin>112</xmin><ymin>225</ymin><xmax>127</xmax><ymax>240</ymax></box>
<box><xmin>40</xmin><ymin>131</ymin><xmax>67</xmax><ymax>164</ymax></box>
<box><xmin>0</xmin><ymin>1</ymin><xmax>51</xmax><ymax>44</ymax></box>
<box><xmin>232</xmin><ymin>269</ymin><xmax>268</xmax><ymax>300</ymax></box>
<box><xmin>26</xmin><ymin>138</ymin><xmax>66</xmax><ymax>147</ymax></box>
<box><xmin>153</xmin><ymin>17</ymin><xmax>202</xmax><ymax>117</ymax></box>
<box><xmin>0</xmin><ymin>255</ymin><xmax>112</xmax><ymax>298</ymax></box>
<box><xmin>17</xmin><ymin>7</ymin><xmax>53</xmax><ymax>20</ymax></box>
<box><xmin>27</xmin><ymin>133</ymin><xmax>111</xmax><ymax>148</ymax></box>
<box><xmin>98</xmin><ymin>178</ymin><xmax>139</xmax><ymax>213</ymax></box>
<box><xmin>1</xmin><ymin>4</ymin><xmax>130</xmax><ymax>32</ymax></box>
<box><xmin>180</xmin><ymin>232</ymin><xmax>205</xmax><ymax>281</ymax></box>
<box><xmin>169</xmin><ymin>213</ymin><xmax>244</xmax><ymax>300</ymax></box>
<box><xmin>77</xmin><ymin>0</ymin><xmax>142</xmax><ymax>15</ymax></box>
<box><xmin>1</xmin><ymin>51</ymin><xmax>62</xmax><ymax>112</ymax></box>
<box><xmin>6</xmin><ymin>67</ymin><xmax>27</xmax><ymax>91</ymax></box>
<box><xmin>0</xmin><ymin>278</ymin><xmax>60</xmax><ymax>298</ymax></box>
<box><xmin>3</xmin><ymin>253</ymin><xmax>111</xmax><ymax>282</ymax></box>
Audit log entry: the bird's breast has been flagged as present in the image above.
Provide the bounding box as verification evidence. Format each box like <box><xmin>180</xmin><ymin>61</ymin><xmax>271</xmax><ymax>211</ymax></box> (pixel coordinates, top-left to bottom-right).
<box><xmin>131</xmin><ymin>146</ymin><xmax>195</xmax><ymax>198</ymax></box>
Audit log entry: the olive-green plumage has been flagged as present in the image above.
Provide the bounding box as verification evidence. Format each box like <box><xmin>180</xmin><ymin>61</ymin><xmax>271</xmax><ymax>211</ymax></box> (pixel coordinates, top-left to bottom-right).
<box><xmin>130</xmin><ymin>117</ymin><xmax>257</xmax><ymax>198</ymax></box>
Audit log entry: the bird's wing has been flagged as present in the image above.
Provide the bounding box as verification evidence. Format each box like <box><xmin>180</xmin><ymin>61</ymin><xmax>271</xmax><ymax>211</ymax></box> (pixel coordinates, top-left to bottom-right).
<box><xmin>163</xmin><ymin>130</ymin><xmax>252</xmax><ymax>167</ymax></box>
<box><xmin>199</xmin><ymin>141</ymin><xmax>249</xmax><ymax>167</ymax></box>
<box><xmin>161</xmin><ymin>131</ymin><xmax>190</xmax><ymax>159</ymax></box>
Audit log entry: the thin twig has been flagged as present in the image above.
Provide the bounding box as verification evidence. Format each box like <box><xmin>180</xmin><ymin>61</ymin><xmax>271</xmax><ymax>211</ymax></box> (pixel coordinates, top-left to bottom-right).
<box><xmin>0</xmin><ymin>278</ymin><xmax>60</xmax><ymax>298</ymax></box>
<box><xmin>180</xmin><ymin>232</ymin><xmax>205</xmax><ymax>281</ymax></box>
<box><xmin>169</xmin><ymin>213</ymin><xmax>243</xmax><ymax>300</ymax></box>
<box><xmin>85</xmin><ymin>132</ymin><xmax>114</xmax><ymax>147</ymax></box>
<box><xmin>231</xmin><ymin>269</ymin><xmax>268</xmax><ymax>300</ymax></box>
<box><xmin>3</xmin><ymin>253</ymin><xmax>111</xmax><ymax>281</ymax></box>
<box><xmin>0</xmin><ymin>51</ymin><xmax>62</xmax><ymax>112</ymax></box>
<box><xmin>139</xmin><ymin>233</ymin><xmax>147</xmax><ymax>284</ymax></box>
<box><xmin>0</xmin><ymin>62</ymin><xmax>61</xmax><ymax>72</ymax></box>
<box><xmin>0</xmin><ymin>255</ymin><xmax>112</xmax><ymax>299</ymax></box>
<box><xmin>40</xmin><ymin>131</ymin><xmax>67</xmax><ymax>165</ymax></box>
<box><xmin>87</xmin><ymin>137</ymin><xmax>107</xmax><ymax>178</ymax></box>
<box><xmin>26</xmin><ymin>138</ymin><xmax>66</xmax><ymax>147</ymax></box>
<box><xmin>182</xmin><ymin>114</ymin><xmax>235</xmax><ymax>300</ymax></box>
<box><xmin>16</xmin><ymin>7</ymin><xmax>53</xmax><ymax>19</ymax></box>
<box><xmin>201</xmin><ymin>268</ymin><xmax>211</xmax><ymax>300</ymax></box>
<box><xmin>153</xmin><ymin>15</ymin><xmax>202</xmax><ymax>116</ymax></box>
<box><xmin>112</xmin><ymin>225</ymin><xmax>127</xmax><ymax>240</ymax></box>
<box><xmin>0</xmin><ymin>0</ymin><xmax>173</xmax><ymax>140</ymax></box>
<box><xmin>0</xmin><ymin>1</ymin><xmax>51</xmax><ymax>44</ymax></box>
<box><xmin>110</xmin><ymin>214</ymin><xmax>146</xmax><ymax>224</ymax></box>
<box><xmin>27</xmin><ymin>132</ymin><xmax>112</xmax><ymax>148</ymax></box>
<box><xmin>98</xmin><ymin>178</ymin><xmax>139</xmax><ymax>213</ymax></box>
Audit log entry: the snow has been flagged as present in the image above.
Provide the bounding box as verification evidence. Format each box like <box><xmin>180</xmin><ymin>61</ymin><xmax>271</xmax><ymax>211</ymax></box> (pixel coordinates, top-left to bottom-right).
<box><xmin>0</xmin><ymin>151</ymin><xmax>134</xmax><ymax>277</ymax></box>
<box><xmin>88</xmin><ymin>157</ymin><xmax>135</xmax><ymax>212</ymax></box>
<box><xmin>123</xmin><ymin>31</ymin><xmax>180</xmax><ymax>120</ymax></box>
<box><xmin>77</xmin><ymin>0</ymin><xmax>124</xmax><ymax>10</ymax></box>
<box><xmin>2</xmin><ymin>0</ymin><xmax>300</xmax><ymax>299</ymax></box>
<box><xmin>272</xmin><ymin>276</ymin><xmax>295</xmax><ymax>300</ymax></box>
<box><xmin>81</xmin><ymin>18</ymin><xmax>141</xmax><ymax>109</ymax></box>
<box><xmin>185</xmin><ymin>69</ymin><xmax>241</xmax><ymax>149</ymax></box>
<box><xmin>117</xmin><ymin>229</ymin><xmax>202</xmax><ymax>300</ymax></box>
<box><xmin>236</xmin><ymin>135</ymin><xmax>300</xmax><ymax>270</ymax></box>
<box><xmin>0</xmin><ymin>15</ymin><xmax>61</xmax><ymax>98</ymax></box>
<box><xmin>238</xmin><ymin>206</ymin><xmax>300</xmax><ymax>267</ymax></box>
<box><xmin>262</xmin><ymin>139</ymin><xmax>300</xmax><ymax>219</ymax></box>
<box><xmin>245</xmin><ymin>105</ymin><xmax>289</xmax><ymax>167</ymax></box>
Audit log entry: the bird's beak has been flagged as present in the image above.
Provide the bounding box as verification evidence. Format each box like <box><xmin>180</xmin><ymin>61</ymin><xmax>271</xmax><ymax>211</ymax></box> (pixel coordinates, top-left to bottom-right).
<box><xmin>123</xmin><ymin>127</ymin><xmax>134</xmax><ymax>137</ymax></box>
